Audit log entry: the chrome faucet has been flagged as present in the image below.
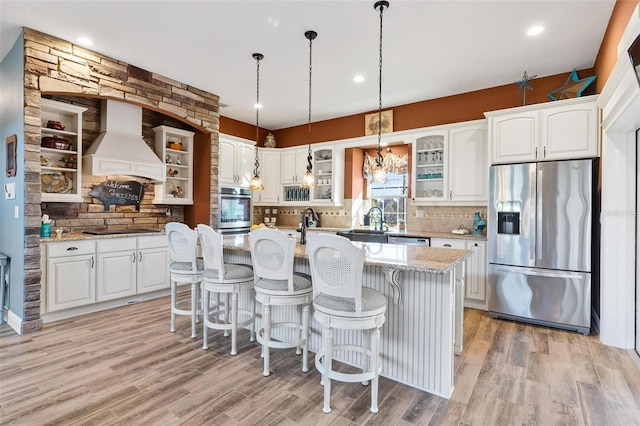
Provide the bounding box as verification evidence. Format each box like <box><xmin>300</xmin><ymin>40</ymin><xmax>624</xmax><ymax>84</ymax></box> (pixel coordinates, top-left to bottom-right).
<box><xmin>365</xmin><ymin>206</ymin><xmax>385</xmax><ymax>231</ymax></box>
<box><xmin>300</xmin><ymin>207</ymin><xmax>318</xmax><ymax>245</ymax></box>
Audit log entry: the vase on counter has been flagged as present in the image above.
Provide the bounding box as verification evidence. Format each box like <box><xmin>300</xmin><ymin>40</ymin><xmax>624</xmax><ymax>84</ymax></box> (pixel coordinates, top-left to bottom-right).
<box><xmin>472</xmin><ymin>211</ymin><xmax>486</xmax><ymax>236</ymax></box>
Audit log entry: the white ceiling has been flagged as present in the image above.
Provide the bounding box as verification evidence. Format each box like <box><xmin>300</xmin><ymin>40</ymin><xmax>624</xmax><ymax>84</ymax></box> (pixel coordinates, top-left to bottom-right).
<box><xmin>0</xmin><ymin>0</ymin><xmax>615</xmax><ymax>130</ymax></box>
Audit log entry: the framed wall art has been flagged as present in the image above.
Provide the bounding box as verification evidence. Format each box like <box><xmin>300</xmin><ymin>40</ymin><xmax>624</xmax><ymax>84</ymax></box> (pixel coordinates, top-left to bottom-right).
<box><xmin>6</xmin><ymin>134</ymin><xmax>16</xmax><ymax>177</ymax></box>
<box><xmin>365</xmin><ymin>110</ymin><xmax>393</xmax><ymax>136</ymax></box>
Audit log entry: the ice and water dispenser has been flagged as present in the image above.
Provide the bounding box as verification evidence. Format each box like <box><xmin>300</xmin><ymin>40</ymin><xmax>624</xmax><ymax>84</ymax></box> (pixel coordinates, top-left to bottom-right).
<box><xmin>496</xmin><ymin>201</ymin><xmax>520</xmax><ymax>235</ymax></box>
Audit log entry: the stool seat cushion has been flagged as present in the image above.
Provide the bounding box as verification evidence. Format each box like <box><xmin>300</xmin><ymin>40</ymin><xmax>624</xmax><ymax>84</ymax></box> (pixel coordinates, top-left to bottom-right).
<box><xmin>170</xmin><ymin>257</ymin><xmax>204</xmax><ymax>273</ymax></box>
<box><xmin>204</xmin><ymin>263</ymin><xmax>253</xmax><ymax>280</ymax></box>
<box><xmin>255</xmin><ymin>272</ymin><xmax>312</xmax><ymax>293</ymax></box>
<box><xmin>314</xmin><ymin>287</ymin><xmax>387</xmax><ymax>316</ymax></box>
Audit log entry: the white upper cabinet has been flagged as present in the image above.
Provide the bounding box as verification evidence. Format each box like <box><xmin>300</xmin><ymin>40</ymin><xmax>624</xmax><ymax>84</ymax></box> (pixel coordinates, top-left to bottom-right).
<box><xmin>253</xmin><ymin>148</ymin><xmax>281</xmax><ymax>205</ymax></box>
<box><xmin>219</xmin><ymin>136</ymin><xmax>255</xmax><ymax>187</ymax></box>
<box><xmin>412</xmin><ymin>120</ymin><xmax>488</xmax><ymax>205</ymax></box>
<box><xmin>486</xmin><ymin>95</ymin><xmax>599</xmax><ymax>164</ymax></box>
<box><xmin>448</xmin><ymin>123</ymin><xmax>488</xmax><ymax>203</ymax></box>
<box><xmin>280</xmin><ymin>147</ymin><xmax>309</xmax><ymax>184</ymax></box>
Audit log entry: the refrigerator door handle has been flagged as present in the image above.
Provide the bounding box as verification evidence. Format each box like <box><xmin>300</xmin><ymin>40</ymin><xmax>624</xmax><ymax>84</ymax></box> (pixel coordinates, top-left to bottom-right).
<box><xmin>529</xmin><ymin>168</ymin><xmax>536</xmax><ymax>261</ymax></box>
<box><xmin>493</xmin><ymin>265</ymin><xmax>584</xmax><ymax>280</ymax></box>
<box><xmin>536</xmin><ymin>168</ymin><xmax>543</xmax><ymax>262</ymax></box>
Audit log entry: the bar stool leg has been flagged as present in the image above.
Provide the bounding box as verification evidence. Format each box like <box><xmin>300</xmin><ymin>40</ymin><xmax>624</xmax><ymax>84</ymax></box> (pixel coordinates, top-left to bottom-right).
<box><xmin>249</xmin><ymin>290</ymin><xmax>256</xmax><ymax>342</ymax></box>
<box><xmin>361</xmin><ymin>329</ymin><xmax>370</xmax><ymax>385</ymax></box>
<box><xmin>263</xmin><ymin>304</ymin><xmax>271</xmax><ymax>377</ymax></box>
<box><xmin>190</xmin><ymin>283</ymin><xmax>198</xmax><ymax>338</ymax></box>
<box><xmin>203</xmin><ymin>289</ymin><xmax>210</xmax><ymax>349</ymax></box>
<box><xmin>170</xmin><ymin>280</ymin><xmax>177</xmax><ymax>333</ymax></box>
<box><xmin>322</xmin><ymin>326</ymin><xmax>333</xmax><ymax>414</ymax></box>
<box><xmin>302</xmin><ymin>304</ymin><xmax>310</xmax><ymax>373</ymax></box>
<box><xmin>231</xmin><ymin>292</ymin><xmax>238</xmax><ymax>355</ymax></box>
<box><xmin>370</xmin><ymin>327</ymin><xmax>381</xmax><ymax>413</ymax></box>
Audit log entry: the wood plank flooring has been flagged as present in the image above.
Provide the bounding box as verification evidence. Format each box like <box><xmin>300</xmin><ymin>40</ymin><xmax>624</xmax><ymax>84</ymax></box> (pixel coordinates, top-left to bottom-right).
<box><xmin>2</xmin><ymin>296</ymin><xmax>640</xmax><ymax>425</ymax></box>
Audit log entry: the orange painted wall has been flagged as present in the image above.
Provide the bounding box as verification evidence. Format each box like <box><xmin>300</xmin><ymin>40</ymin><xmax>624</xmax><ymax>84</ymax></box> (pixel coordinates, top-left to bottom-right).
<box><xmin>593</xmin><ymin>0</ymin><xmax>639</xmax><ymax>92</ymax></box>
<box><xmin>270</xmin><ymin>71</ymin><xmax>593</xmax><ymax>148</ymax></box>
<box><xmin>220</xmin><ymin>116</ymin><xmax>270</xmax><ymax>146</ymax></box>
<box><xmin>184</xmin><ymin>131</ymin><xmax>212</xmax><ymax>227</ymax></box>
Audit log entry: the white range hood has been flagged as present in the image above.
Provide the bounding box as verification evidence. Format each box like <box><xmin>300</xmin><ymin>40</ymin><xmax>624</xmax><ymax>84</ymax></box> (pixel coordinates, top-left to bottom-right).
<box><xmin>83</xmin><ymin>99</ymin><xmax>165</xmax><ymax>181</ymax></box>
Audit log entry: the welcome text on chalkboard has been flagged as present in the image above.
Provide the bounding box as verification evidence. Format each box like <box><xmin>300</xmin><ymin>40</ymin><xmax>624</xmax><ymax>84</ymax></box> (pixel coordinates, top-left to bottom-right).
<box><xmin>89</xmin><ymin>180</ymin><xmax>145</xmax><ymax>211</ymax></box>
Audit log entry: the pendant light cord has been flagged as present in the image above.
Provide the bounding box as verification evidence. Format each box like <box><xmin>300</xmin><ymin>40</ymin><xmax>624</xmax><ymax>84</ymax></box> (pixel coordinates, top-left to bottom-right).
<box><xmin>375</xmin><ymin>1</ymin><xmax>388</xmax><ymax>167</ymax></box>
<box><xmin>306</xmin><ymin>31</ymin><xmax>317</xmax><ymax>173</ymax></box>
<box><xmin>253</xmin><ymin>53</ymin><xmax>263</xmax><ymax>177</ymax></box>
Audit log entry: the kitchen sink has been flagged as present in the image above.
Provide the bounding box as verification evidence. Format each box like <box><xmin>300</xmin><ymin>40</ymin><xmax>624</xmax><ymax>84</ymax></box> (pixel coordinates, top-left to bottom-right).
<box><xmin>337</xmin><ymin>229</ymin><xmax>388</xmax><ymax>243</ymax></box>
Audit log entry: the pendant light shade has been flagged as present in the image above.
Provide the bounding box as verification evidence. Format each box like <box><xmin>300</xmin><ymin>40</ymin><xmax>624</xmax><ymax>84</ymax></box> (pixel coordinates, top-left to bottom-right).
<box><xmin>371</xmin><ymin>1</ymin><xmax>389</xmax><ymax>184</ymax></box>
<box><xmin>300</xmin><ymin>30</ymin><xmax>317</xmax><ymax>189</ymax></box>
<box><xmin>248</xmin><ymin>52</ymin><xmax>265</xmax><ymax>191</ymax></box>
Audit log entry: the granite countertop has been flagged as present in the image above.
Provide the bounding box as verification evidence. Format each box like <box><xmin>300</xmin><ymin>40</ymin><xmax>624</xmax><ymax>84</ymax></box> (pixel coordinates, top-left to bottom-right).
<box><xmin>41</xmin><ymin>230</ymin><xmax>165</xmax><ymax>242</ymax></box>
<box><xmin>275</xmin><ymin>225</ymin><xmax>487</xmax><ymax>241</ymax></box>
<box><xmin>223</xmin><ymin>233</ymin><xmax>471</xmax><ymax>274</ymax></box>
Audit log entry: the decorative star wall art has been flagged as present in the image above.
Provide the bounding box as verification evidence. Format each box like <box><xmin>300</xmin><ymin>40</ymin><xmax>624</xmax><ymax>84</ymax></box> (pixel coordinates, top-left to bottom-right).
<box><xmin>547</xmin><ymin>69</ymin><xmax>596</xmax><ymax>101</ymax></box>
<box><xmin>515</xmin><ymin>71</ymin><xmax>537</xmax><ymax>106</ymax></box>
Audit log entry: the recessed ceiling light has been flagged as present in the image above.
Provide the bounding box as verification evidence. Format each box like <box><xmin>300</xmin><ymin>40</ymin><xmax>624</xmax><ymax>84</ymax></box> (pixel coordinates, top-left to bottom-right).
<box><xmin>527</xmin><ymin>25</ymin><xmax>545</xmax><ymax>36</ymax></box>
<box><xmin>353</xmin><ymin>75</ymin><xmax>365</xmax><ymax>83</ymax></box>
<box><xmin>74</xmin><ymin>36</ymin><xmax>94</xmax><ymax>46</ymax></box>
<box><xmin>254</xmin><ymin>103</ymin><xmax>263</xmax><ymax>109</ymax></box>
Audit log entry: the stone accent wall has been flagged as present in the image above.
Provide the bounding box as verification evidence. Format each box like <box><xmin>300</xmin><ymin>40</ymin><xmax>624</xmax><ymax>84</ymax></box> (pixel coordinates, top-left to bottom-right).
<box><xmin>21</xmin><ymin>28</ymin><xmax>220</xmax><ymax>333</ymax></box>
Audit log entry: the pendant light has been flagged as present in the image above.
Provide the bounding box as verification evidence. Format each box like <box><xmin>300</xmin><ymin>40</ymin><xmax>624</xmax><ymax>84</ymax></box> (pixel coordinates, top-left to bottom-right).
<box><xmin>248</xmin><ymin>52</ymin><xmax>265</xmax><ymax>191</ymax></box>
<box><xmin>371</xmin><ymin>1</ymin><xmax>389</xmax><ymax>184</ymax></box>
<box><xmin>300</xmin><ymin>30</ymin><xmax>318</xmax><ymax>188</ymax></box>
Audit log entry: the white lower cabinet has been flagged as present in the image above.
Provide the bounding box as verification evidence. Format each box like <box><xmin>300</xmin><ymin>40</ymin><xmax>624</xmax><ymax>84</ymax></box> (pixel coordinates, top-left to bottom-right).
<box><xmin>46</xmin><ymin>240</ymin><xmax>96</xmax><ymax>312</ymax></box>
<box><xmin>47</xmin><ymin>236</ymin><xmax>169</xmax><ymax>314</ymax></box>
<box><xmin>136</xmin><ymin>236</ymin><xmax>171</xmax><ymax>293</ymax></box>
<box><xmin>97</xmin><ymin>239</ymin><xmax>137</xmax><ymax>301</ymax></box>
<box><xmin>431</xmin><ymin>238</ymin><xmax>487</xmax><ymax>309</ymax></box>
<box><xmin>97</xmin><ymin>236</ymin><xmax>170</xmax><ymax>301</ymax></box>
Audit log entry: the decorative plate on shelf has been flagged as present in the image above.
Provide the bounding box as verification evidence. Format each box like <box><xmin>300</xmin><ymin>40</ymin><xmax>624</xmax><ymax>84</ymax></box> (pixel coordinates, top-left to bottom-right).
<box><xmin>41</xmin><ymin>172</ymin><xmax>73</xmax><ymax>193</ymax></box>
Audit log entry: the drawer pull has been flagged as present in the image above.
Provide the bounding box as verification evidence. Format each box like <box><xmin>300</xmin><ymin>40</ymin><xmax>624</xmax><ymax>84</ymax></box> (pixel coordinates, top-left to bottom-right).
<box><xmin>66</xmin><ymin>247</ymin><xmax>78</xmax><ymax>251</ymax></box>
<box><xmin>444</xmin><ymin>243</ymin><xmax>452</xmax><ymax>247</ymax></box>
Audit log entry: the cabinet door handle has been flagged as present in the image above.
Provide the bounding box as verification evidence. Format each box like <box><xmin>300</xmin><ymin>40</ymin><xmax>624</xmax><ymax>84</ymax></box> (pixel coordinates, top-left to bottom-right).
<box><xmin>139</xmin><ymin>252</ymin><xmax>143</xmax><ymax>262</ymax></box>
<box><xmin>66</xmin><ymin>247</ymin><xmax>78</xmax><ymax>251</ymax></box>
<box><xmin>449</xmin><ymin>190</ymin><xmax>452</xmax><ymax>200</ymax></box>
<box><xmin>132</xmin><ymin>253</ymin><xmax>136</xmax><ymax>263</ymax></box>
<box><xmin>444</xmin><ymin>244</ymin><xmax>452</xmax><ymax>247</ymax></box>
<box><xmin>535</xmin><ymin>146</ymin><xmax>538</xmax><ymax>159</ymax></box>
<box><xmin>543</xmin><ymin>146</ymin><xmax>546</xmax><ymax>158</ymax></box>
<box><xmin>91</xmin><ymin>256</ymin><xmax>94</xmax><ymax>268</ymax></box>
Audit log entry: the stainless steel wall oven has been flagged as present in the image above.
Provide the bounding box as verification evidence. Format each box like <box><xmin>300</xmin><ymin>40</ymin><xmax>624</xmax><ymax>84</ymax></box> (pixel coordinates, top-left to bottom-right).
<box><xmin>218</xmin><ymin>187</ymin><xmax>252</xmax><ymax>234</ymax></box>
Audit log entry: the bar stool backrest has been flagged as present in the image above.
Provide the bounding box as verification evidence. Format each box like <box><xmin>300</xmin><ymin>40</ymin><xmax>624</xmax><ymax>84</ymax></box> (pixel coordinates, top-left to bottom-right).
<box><xmin>249</xmin><ymin>228</ymin><xmax>295</xmax><ymax>293</ymax></box>
<box><xmin>307</xmin><ymin>234</ymin><xmax>366</xmax><ymax>315</ymax></box>
<box><xmin>196</xmin><ymin>224</ymin><xmax>225</xmax><ymax>278</ymax></box>
<box><xmin>165</xmin><ymin>222</ymin><xmax>199</xmax><ymax>274</ymax></box>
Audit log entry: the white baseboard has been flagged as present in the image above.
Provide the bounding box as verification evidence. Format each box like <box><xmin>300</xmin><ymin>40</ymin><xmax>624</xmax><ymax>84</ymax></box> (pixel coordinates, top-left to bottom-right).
<box><xmin>7</xmin><ymin>309</ymin><xmax>22</xmax><ymax>335</ymax></box>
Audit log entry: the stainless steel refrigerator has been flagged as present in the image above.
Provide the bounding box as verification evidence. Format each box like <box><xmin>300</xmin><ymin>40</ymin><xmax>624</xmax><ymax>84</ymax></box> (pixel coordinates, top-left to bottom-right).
<box><xmin>488</xmin><ymin>159</ymin><xmax>593</xmax><ymax>334</ymax></box>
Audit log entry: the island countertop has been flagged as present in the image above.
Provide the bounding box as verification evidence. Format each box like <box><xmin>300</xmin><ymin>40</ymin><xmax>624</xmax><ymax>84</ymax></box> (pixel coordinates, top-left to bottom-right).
<box><xmin>223</xmin><ymin>233</ymin><xmax>471</xmax><ymax>274</ymax></box>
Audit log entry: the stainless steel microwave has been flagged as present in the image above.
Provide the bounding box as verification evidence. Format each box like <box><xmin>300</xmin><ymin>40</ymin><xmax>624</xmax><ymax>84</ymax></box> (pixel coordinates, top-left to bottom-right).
<box><xmin>218</xmin><ymin>187</ymin><xmax>252</xmax><ymax>234</ymax></box>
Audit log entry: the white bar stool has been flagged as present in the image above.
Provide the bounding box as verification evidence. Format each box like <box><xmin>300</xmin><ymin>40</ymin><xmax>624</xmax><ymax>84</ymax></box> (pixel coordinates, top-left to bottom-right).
<box><xmin>197</xmin><ymin>224</ymin><xmax>255</xmax><ymax>355</ymax></box>
<box><xmin>307</xmin><ymin>234</ymin><xmax>388</xmax><ymax>414</ymax></box>
<box><xmin>165</xmin><ymin>222</ymin><xmax>203</xmax><ymax>338</ymax></box>
<box><xmin>249</xmin><ymin>228</ymin><xmax>313</xmax><ymax>376</ymax></box>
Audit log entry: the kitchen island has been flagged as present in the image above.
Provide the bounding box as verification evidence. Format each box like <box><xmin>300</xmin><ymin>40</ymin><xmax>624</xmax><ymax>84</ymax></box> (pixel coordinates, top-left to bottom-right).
<box><xmin>222</xmin><ymin>234</ymin><xmax>471</xmax><ymax>399</ymax></box>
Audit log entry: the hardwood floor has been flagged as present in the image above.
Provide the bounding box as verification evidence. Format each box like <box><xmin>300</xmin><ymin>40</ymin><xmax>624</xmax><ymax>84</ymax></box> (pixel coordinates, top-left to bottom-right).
<box><xmin>1</xmin><ymin>297</ymin><xmax>640</xmax><ymax>425</ymax></box>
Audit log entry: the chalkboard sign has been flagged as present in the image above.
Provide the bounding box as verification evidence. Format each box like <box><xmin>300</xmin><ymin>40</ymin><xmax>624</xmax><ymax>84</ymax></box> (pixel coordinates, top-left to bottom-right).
<box><xmin>89</xmin><ymin>180</ymin><xmax>145</xmax><ymax>211</ymax></box>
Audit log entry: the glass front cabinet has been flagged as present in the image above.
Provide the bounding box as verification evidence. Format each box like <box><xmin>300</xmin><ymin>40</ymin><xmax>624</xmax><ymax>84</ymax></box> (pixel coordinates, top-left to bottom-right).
<box><xmin>412</xmin><ymin>132</ymin><xmax>448</xmax><ymax>202</ymax></box>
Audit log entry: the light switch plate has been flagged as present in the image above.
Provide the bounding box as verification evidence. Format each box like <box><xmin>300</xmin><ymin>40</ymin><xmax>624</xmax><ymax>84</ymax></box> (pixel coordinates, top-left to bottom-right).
<box><xmin>4</xmin><ymin>183</ymin><xmax>15</xmax><ymax>199</ymax></box>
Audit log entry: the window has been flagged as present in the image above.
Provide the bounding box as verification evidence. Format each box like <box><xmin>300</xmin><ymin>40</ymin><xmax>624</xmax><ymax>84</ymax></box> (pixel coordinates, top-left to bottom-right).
<box><xmin>368</xmin><ymin>171</ymin><xmax>408</xmax><ymax>226</ymax></box>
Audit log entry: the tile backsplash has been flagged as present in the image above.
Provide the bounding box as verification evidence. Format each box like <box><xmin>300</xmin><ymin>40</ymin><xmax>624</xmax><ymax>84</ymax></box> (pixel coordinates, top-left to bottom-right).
<box><xmin>254</xmin><ymin>199</ymin><xmax>486</xmax><ymax>234</ymax></box>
